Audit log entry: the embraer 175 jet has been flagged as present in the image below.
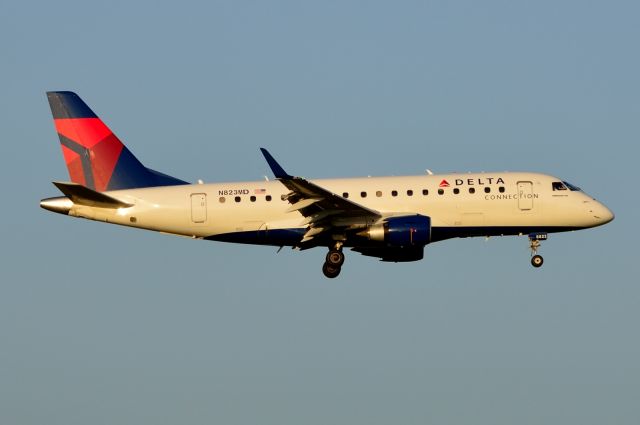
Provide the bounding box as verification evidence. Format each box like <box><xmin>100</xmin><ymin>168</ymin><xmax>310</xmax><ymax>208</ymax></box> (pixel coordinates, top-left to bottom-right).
<box><xmin>41</xmin><ymin>92</ymin><xmax>614</xmax><ymax>278</ymax></box>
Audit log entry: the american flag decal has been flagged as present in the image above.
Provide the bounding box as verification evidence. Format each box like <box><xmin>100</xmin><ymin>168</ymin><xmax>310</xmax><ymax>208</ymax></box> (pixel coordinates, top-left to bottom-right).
<box><xmin>254</xmin><ymin>188</ymin><xmax>266</xmax><ymax>194</ymax></box>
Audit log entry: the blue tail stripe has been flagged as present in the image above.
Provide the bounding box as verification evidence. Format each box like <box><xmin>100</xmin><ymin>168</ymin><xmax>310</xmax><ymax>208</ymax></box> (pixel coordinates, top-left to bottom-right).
<box><xmin>47</xmin><ymin>91</ymin><xmax>97</xmax><ymax>119</ymax></box>
<box><xmin>107</xmin><ymin>148</ymin><xmax>188</xmax><ymax>191</ymax></box>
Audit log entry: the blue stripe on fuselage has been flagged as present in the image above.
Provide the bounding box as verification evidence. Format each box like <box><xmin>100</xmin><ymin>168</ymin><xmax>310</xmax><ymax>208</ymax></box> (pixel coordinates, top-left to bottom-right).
<box><xmin>205</xmin><ymin>226</ymin><xmax>583</xmax><ymax>247</ymax></box>
<box><xmin>205</xmin><ymin>228</ymin><xmax>307</xmax><ymax>246</ymax></box>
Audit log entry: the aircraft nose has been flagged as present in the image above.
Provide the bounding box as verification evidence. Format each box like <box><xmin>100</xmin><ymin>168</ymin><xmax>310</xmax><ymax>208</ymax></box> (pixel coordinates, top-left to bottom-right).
<box><xmin>593</xmin><ymin>201</ymin><xmax>614</xmax><ymax>225</ymax></box>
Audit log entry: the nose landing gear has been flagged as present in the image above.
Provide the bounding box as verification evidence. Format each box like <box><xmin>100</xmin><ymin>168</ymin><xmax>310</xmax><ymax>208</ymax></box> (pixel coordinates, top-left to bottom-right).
<box><xmin>531</xmin><ymin>254</ymin><xmax>544</xmax><ymax>267</ymax></box>
<box><xmin>529</xmin><ymin>233</ymin><xmax>547</xmax><ymax>268</ymax></box>
<box><xmin>322</xmin><ymin>242</ymin><xmax>345</xmax><ymax>278</ymax></box>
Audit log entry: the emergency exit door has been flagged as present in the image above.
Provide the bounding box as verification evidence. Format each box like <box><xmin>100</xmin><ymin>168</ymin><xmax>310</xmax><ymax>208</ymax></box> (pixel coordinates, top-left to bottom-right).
<box><xmin>517</xmin><ymin>181</ymin><xmax>533</xmax><ymax>210</ymax></box>
<box><xmin>190</xmin><ymin>193</ymin><xmax>207</xmax><ymax>223</ymax></box>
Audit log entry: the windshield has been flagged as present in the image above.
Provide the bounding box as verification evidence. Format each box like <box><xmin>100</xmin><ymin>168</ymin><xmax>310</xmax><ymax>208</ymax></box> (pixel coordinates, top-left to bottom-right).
<box><xmin>563</xmin><ymin>181</ymin><xmax>581</xmax><ymax>191</ymax></box>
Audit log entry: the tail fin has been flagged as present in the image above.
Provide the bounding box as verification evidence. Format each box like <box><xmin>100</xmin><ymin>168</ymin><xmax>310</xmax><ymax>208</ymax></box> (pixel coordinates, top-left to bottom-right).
<box><xmin>46</xmin><ymin>91</ymin><xmax>187</xmax><ymax>191</ymax></box>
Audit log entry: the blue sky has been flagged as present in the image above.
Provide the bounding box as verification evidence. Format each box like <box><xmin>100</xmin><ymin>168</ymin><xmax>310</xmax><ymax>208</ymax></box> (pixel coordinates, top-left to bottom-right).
<box><xmin>1</xmin><ymin>1</ymin><xmax>638</xmax><ymax>424</ymax></box>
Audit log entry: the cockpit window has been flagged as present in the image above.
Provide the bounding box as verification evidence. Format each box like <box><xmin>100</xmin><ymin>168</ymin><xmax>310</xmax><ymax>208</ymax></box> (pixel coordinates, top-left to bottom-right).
<box><xmin>563</xmin><ymin>181</ymin><xmax>581</xmax><ymax>191</ymax></box>
<box><xmin>552</xmin><ymin>181</ymin><xmax>567</xmax><ymax>191</ymax></box>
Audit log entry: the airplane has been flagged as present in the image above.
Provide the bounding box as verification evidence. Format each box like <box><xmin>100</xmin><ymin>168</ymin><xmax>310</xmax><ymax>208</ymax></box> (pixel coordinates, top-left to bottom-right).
<box><xmin>40</xmin><ymin>91</ymin><xmax>614</xmax><ymax>278</ymax></box>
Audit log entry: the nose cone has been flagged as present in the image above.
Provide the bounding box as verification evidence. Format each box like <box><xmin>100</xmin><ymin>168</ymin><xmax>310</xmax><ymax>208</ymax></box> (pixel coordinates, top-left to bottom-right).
<box><xmin>593</xmin><ymin>201</ymin><xmax>614</xmax><ymax>226</ymax></box>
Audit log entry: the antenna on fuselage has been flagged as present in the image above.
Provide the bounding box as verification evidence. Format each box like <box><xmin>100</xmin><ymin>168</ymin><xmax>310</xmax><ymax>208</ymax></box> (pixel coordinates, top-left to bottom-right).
<box><xmin>426</xmin><ymin>169</ymin><xmax>434</xmax><ymax>175</ymax></box>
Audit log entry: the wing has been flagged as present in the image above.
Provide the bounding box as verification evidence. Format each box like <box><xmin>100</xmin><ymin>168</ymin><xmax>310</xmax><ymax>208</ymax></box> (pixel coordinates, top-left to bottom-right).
<box><xmin>260</xmin><ymin>148</ymin><xmax>381</xmax><ymax>245</ymax></box>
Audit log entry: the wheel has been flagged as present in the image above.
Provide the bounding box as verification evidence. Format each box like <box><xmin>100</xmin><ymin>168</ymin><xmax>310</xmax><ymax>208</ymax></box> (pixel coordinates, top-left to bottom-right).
<box><xmin>322</xmin><ymin>262</ymin><xmax>341</xmax><ymax>278</ymax></box>
<box><xmin>531</xmin><ymin>255</ymin><xmax>544</xmax><ymax>268</ymax></box>
<box><xmin>326</xmin><ymin>249</ymin><xmax>345</xmax><ymax>266</ymax></box>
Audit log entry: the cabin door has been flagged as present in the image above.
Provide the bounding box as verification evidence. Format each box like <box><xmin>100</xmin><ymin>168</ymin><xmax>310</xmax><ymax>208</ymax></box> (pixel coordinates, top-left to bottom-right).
<box><xmin>517</xmin><ymin>182</ymin><xmax>533</xmax><ymax>210</ymax></box>
<box><xmin>190</xmin><ymin>193</ymin><xmax>207</xmax><ymax>223</ymax></box>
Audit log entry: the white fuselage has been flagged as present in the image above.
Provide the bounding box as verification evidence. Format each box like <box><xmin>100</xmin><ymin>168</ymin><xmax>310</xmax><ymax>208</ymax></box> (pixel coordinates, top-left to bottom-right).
<box><xmin>41</xmin><ymin>91</ymin><xmax>615</xmax><ymax>275</ymax></box>
<box><xmin>48</xmin><ymin>171</ymin><xmax>613</xmax><ymax>246</ymax></box>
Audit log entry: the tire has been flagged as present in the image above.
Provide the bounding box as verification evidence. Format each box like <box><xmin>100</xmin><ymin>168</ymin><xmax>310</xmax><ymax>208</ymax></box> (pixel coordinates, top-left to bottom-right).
<box><xmin>326</xmin><ymin>250</ymin><xmax>345</xmax><ymax>266</ymax></box>
<box><xmin>531</xmin><ymin>255</ymin><xmax>544</xmax><ymax>268</ymax></box>
<box><xmin>322</xmin><ymin>262</ymin><xmax>341</xmax><ymax>278</ymax></box>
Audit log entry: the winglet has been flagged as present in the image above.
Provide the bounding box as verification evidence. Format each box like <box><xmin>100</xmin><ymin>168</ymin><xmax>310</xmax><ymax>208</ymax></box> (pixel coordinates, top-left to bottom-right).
<box><xmin>260</xmin><ymin>148</ymin><xmax>293</xmax><ymax>179</ymax></box>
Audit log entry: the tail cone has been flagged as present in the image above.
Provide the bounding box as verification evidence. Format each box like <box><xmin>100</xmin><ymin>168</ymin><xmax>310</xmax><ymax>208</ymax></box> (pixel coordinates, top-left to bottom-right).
<box><xmin>40</xmin><ymin>197</ymin><xmax>72</xmax><ymax>215</ymax></box>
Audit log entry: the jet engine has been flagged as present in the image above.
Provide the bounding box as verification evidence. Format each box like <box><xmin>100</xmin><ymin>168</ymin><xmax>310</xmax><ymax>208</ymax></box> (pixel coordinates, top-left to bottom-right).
<box><xmin>359</xmin><ymin>214</ymin><xmax>431</xmax><ymax>247</ymax></box>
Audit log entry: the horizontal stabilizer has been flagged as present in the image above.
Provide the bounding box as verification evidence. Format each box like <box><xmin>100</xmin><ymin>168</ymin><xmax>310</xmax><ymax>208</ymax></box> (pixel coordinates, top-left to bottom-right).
<box><xmin>52</xmin><ymin>181</ymin><xmax>133</xmax><ymax>209</ymax></box>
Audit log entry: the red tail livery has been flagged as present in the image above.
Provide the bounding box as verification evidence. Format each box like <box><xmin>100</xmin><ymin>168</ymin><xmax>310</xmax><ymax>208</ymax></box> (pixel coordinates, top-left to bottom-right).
<box><xmin>47</xmin><ymin>91</ymin><xmax>186</xmax><ymax>191</ymax></box>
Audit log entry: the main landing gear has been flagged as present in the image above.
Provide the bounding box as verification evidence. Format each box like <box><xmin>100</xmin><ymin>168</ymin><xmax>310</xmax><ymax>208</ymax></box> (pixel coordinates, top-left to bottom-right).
<box><xmin>529</xmin><ymin>233</ymin><xmax>547</xmax><ymax>268</ymax></box>
<box><xmin>322</xmin><ymin>243</ymin><xmax>345</xmax><ymax>278</ymax></box>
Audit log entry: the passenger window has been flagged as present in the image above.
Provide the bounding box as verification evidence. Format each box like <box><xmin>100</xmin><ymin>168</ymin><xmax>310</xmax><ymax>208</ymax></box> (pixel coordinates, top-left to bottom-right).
<box><xmin>438</xmin><ymin>188</ymin><xmax>444</xmax><ymax>195</ymax></box>
<box><xmin>422</xmin><ymin>189</ymin><xmax>429</xmax><ymax>196</ymax></box>
<box><xmin>361</xmin><ymin>191</ymin><xmax>367</xmax><ymax>198</ymax></box>
<box><xmin>453</xmin><ymin>188</ymin><xmax>459</xmax><ymax>194</ymax></box>
<box><xmin>376</xmin><ymin>190</ymin><xmax>382</xmax><ymax>197</ymax></box>
<box><xmin>250</xmin><ymin>196</ymin><xmax>256</xmax><ymax>202</ymax></box>
<box><xmin>407</xmin><ymin>190</ymin><xmax>413</xmax><ymax>196</ymax></box>
<box><xmin>219</xmin><ymin>196</ymin><xmax>226</xmax><ymax>203</ymax></box>
<box><xmin>391</xmin><ymin>190</ymin><xmax>398</xmax><ymax>197</ymax></box>
<box><xmin>266</xmin><ymin>195</ymin><xmax>272</xmax><ymax>201</ymax></box>
<box><xmin>469</xmin><ymin>188</ymin><xmax>475</xmax><ymax>194</ymax></box>
<box><xmin>498</xmin><ymin>187</ymin><xmax>505</xmax><ymax>193</ymax></box>
<box><xmin>343</xmin><ymin>192</ymin><xmax>349</xmax><ymax>198</ymax></box>
<box><xmin>484</xmin><ymin>187</ymin><xmax>490</xmax><ymax>194</ymax></box>
<box><xmin>235</xmin><ymin>196</ymin><xmax>241</xmax><ymax>203</ymax></box>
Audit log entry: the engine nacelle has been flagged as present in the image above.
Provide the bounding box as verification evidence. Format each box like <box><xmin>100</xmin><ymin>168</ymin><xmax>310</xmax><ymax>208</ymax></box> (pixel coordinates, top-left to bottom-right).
<box><xmin>362</xmin><ymin>215</ymin><xmax>431</xmax><ymax>247</ymax></box>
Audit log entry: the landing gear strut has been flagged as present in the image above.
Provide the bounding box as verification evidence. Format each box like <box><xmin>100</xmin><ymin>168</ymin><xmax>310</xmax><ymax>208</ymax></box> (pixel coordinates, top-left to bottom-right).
<box><xmin>529</xmin><ymin>233</ymin><xmax>547</xmax><ymax>268</ymax></box>
<box><xmin>322</xmin><ymin>242</ymin><xmax>345</xmax><ymax>278</ymax></box>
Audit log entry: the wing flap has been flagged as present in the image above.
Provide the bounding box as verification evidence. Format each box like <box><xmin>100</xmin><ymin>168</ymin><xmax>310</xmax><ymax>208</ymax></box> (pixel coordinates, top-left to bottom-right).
<box><xmin>300</xmin><ymin>210</ymin><xmax>343</xmax><ymax>226</ymax></box>
<box><xmin>286</xmin><ymin>197</ymin><xmax>322</xmax><ymax>213</ymax></box>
